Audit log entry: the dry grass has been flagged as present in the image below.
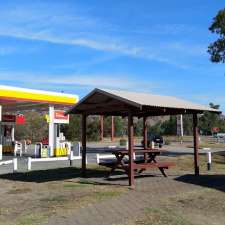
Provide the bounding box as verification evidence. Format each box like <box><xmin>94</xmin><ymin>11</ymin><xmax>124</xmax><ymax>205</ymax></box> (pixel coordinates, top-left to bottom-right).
<box><xmin>126</xmin><ymin>188</ymin><xmax>225</xmax><ymax>225</ymax></box>
<box><xmin>0</xmin><ymin>152</ymin><xmax>225</xmax><ymax>225</ymax></box>
<box><xmin>0</xmin><ymin>167</ymin><xmax>127</xmax><ymax>225</ymax></box>
<box><xmin>125</xmin><ymin>153</ymin><xmax>225</xmax><ymax>225</ymax></box>
<box><xmin>167</xmin><ymin>152</ymin><xmax>225</xmax><ymax>174</ymax></box>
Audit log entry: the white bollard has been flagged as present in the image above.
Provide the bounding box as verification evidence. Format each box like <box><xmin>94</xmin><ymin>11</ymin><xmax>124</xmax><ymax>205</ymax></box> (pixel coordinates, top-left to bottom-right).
<box><xmin>151</xmin><ymin>141</ymin><xmax>155</xmax><ymax>149</ymax></box>
<box><xmin>69</xmin><ymin>150</ymin><xmax>73</xmax><ymax>166</ymax></box>
<box><xmin>207</xmin><ymin>151</ymin><xmax>212</xmax><ymax>170</ymax></box>
<box><xmin>0</xmin><ymin>145</ymin><xmax>2</xmax><ymax>161</ymax></box>
<box><xmin>28</xmin><ymin>157</ymin><xmax>32</xmax><ymax>171</ymax></box>
<box><xmin>14</xmin><ymin>144</ymin><xmax>17</xmax><ymax>157</ymax></box>
<box><xmin>96</xmin><ymin>154</ymin><xmax>100</xmax><ymax>164</ymax></box>
<box><xmin>13</xmin><ymin>158</ymin><xmax>17</xmax><ymax>172</ymax></box>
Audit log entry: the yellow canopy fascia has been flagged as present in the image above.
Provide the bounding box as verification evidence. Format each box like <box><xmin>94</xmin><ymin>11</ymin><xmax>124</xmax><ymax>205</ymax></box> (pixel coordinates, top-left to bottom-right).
<box><xmin>0</xmin><ymin>85</ymin><xmax>79</xmax><ymax>105</ymax></box>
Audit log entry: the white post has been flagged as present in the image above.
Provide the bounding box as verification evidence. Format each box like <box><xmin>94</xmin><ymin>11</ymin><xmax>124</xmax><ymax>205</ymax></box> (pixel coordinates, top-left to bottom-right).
<box><xmin>207</xmin><ymin>151</ymin><xmax>212</xmax><ymax>170</ymax></box>
<box><xmin>151</xmin><ymin>141</ymin><xmax>155</xmax><ymax>149</ymax></box>
<box><xmin>96</xmin><ymin>153</ymin><xmax>100</xmax><ymax>164</ymax></box>
<box><xmin>28</xmin><ymin>157</ymin><xmax>31</xmax><ymax>171</ymax></box>
<box><xmin>180</xmin><ymin>114</ymin><xmax>184</xmax><ymax>144</ymax></box>
<box><xmin>177</xmin><ymin>114</ymin><xmax>184</xmax><ymax>144</ymax></box>
<box><xmin>49</xmin><ymin>106</ymin><xmax>55</xmax><ymax>157</ymax></box>
<box><xmin>11</xmin><ymin>125</ymin><xmax>15</xmax><ymax>142</ymax></box>
<box><xmin>13</xmin><ymin>158</ymin><xmax>17</xmax><ymax>172</ymax></box>
<box><xmin>14</xmin><ymin>143</ymin><xmax>17</xmax><ymax>157</ymax></box>
<box><xmin>0</xmin><ymin>105</ymin><xmax>2</xmax><ymax>160</ymax></box>
<box><xmin>69</xmin><ymin>150</ymin><xmax>73</xmax><ymax>166</ymax></box>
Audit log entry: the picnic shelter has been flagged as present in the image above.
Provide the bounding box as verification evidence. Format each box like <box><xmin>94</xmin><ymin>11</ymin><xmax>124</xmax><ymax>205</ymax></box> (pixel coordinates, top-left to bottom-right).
<box><xmin>68</xmin><ymin>88</ymin><xmax>220</xmax><ymax>187</ymax></box>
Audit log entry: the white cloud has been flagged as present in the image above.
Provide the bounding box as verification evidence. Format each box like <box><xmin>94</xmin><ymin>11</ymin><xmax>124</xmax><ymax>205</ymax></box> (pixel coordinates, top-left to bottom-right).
<box><xmin>165</xmin><ymin>42</ymin><xmax>206</xmax><ymax>57</ymax></box>
<box><xmin>0</xmin><ymin>71</ymin><xmax>161</xmax><ymax>91</ymax></box>
<box><xmin>0</xmin><ymin>2</ymin><xmax>198</xmax><ymax>69</ymax></box>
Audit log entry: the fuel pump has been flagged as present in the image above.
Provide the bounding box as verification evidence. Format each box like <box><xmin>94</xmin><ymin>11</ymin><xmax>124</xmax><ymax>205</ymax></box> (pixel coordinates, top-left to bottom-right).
<box><xmin>0</xmin><ymin>114</ymin><xmax>25</xmax><ymax>154</ymax></box>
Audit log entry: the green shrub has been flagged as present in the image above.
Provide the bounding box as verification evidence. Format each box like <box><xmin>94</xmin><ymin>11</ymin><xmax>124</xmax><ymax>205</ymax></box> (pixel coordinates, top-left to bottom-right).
<box><xmin>120</xmin><ymin>139</ymin><xmax>127</xmax><ymax>146</ymax></box>
<box><xmin>164</xmin><ymin>139</ymin><xmax>171</xmax><ymax>145</ymax></box>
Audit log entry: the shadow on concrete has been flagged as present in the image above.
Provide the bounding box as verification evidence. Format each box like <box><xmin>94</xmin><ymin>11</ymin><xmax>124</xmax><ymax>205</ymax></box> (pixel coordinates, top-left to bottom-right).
<box><xmin>175</xmin><ymin>174</ymin><xmax>225</xmax><ymax>193</ymax></box>
<box><xmin>0</xmin><ymin>166</ymin><xmax>165</xmax><ymax>187</ymax></box>
<box><xmin>0</xmin><ymin>167</ymin><xmax>110</xmax><ymax>183</ymax></box>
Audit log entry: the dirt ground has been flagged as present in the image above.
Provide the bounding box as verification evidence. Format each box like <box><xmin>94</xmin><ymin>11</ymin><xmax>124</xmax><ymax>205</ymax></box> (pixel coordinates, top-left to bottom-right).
<box><xmin>127</xmin><ymin>187</ymin><xmax>225</xmax><ymax>225</ymax></box>
<box><xmin>125</xmin><ymin>153</ymin><xmax>225</xmax><ymax>225</ymax></box>
<box><xmin>0</xmin><ymin>167</ymin><xmax>127</xmax><ymax>225</ymax></box>
<box><xmin>0</xmin><ymin>152</ymin><xmax>224</xmax><ymax>225</ymax></box>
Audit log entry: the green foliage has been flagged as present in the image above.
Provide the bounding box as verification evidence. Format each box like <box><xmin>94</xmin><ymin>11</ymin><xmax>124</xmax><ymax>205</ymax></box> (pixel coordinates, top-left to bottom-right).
<box><xmin>15</xmin><ymin>111</ymin><xmax>48</xmax><ymax>142</ymax></box>
<box><xmin>164</xmin><ymin>139</ymin><xmax>171</xmax><ymax>145</ymax></box>
<box><xmin>183</xmin><ymin>115</ymin><xmax>193</xmax><ymax>135</ymax></box>
<box><xmin>199</xmin><ymin>103</ymin><xmax>225</xmax><ymax>135</ymax></box>
<box><xmin>134</xmin><ymin>119</ymin><xmax>143</xmax><ymax>136</ymax></box>
<box><xmin>148</xmin><ymin>122</ymin><xmax>163</xmax><ymax>135</ymax></box>
<box><xmin>208</xmin><ymin>8</ymin><xmax>225</xmax><ymax>63</ymax></box>
<box><xmin>61</xmin><ymin>114</ymin><xmax>81</xmax><ymax>141</ymax></box>
<box><xmin>161</xmin><ymin>116</ymin><xmax>177</xmax><ymax>135</ymax></box>
<box><xmin>115</xmin><ymin>117</ymin><xmax>128</xmax><ymax>136</ymax></box>
<box><xmin>86</xmin><ymin>117</ymin><xmax>100</xmax><ymax>141</ymax></box>
<box><xmin>148</xmin><ymin>117</ymin><xmax>177</xmax><ymax>135</ymax></box>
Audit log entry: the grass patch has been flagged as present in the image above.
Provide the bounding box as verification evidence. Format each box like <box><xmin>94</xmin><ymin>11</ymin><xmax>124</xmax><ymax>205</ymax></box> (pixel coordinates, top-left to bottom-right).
<box><xmin>7</xmin><ymin>188</ymin><xmax>31</xmax><ymax>195</ymax></box>
<box><xmin>14</xmin><ymin>213</ymin><xmax>48</xmax><ymax>225</ymax></box>
<box><xmin>127</xmin><ymin>188</ymin><xmax>225</xmax><ymax>225</ymax></box>
<box><xmin>40</xmin><ymin>195</ymin><xmax>69</xmax><ymax>205</ymax></box>
<box><xmin>129</xmin><ymin>208</ymin><xmax>192</xmax><ymax>225</ymax></box>
<box><xmin>168</xmin><ymin>188</ymin><xmax>225</xmax><ymax>214</ymax></box>
<box><xmin>94</xmin><ymin>190</ymin><xmax>121</xmax><ymax>200</ymax></box>
<box><xmin>174</xmin><ymin>153</ymin><xmax>225</xmax><ymax>173</ymax></box>
<box><xmin>63</xmin><ymin>182</ymin><xmax>90</xmax><ymax>189</ymax></box>
<box><xmin>0</xmin><ymin>213</ymin><xmax>48</xmax><ymax>225</ymax></box>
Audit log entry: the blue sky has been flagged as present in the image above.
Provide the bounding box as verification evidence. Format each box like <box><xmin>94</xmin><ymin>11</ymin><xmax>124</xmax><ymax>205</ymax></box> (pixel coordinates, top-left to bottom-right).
<box><xmin>0</xmin><ymin>0</ymin><xmax>224</xmax><ymax>112</ymax></box>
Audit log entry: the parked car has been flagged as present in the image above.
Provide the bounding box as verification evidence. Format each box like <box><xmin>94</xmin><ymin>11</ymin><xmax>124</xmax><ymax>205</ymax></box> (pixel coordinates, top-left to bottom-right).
<box><xmin>142</xmin><ymin>133</ymin><xmax>164</xmax><ymax>148</ymax></box>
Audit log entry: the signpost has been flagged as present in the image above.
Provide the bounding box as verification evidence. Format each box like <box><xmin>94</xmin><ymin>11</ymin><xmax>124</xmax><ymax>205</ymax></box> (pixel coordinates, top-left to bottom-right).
<box><xmin>177</xmin><ymin>114</ymin><xmax>184</xmax><ymax>143</ymax></box>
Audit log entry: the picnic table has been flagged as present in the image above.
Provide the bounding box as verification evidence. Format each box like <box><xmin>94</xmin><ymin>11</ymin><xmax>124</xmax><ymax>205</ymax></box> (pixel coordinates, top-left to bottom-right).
<box><xmin>101</xmin><ymin>148</ymin><xmax>175</xmax><ymax>177</ymax></box>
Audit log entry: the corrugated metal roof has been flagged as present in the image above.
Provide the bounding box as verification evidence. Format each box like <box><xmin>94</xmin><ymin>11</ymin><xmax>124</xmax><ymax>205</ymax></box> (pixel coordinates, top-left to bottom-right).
<box><xmin>100</xmin><ymin>89</ymin><xmax>219</xmax><ymax>112</ymax></box>
<box><xmin>68</xmin><ymin>88</ymin><xmax>220</xmax><ymax>115</ymax></box>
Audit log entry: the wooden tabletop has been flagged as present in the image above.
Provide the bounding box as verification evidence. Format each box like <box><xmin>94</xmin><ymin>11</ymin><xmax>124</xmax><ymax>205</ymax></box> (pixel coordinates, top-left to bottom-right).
<box><xmin>112</xmin><ymin>148</ymin><xmax>166</xmax><ymax>154</ymax></box>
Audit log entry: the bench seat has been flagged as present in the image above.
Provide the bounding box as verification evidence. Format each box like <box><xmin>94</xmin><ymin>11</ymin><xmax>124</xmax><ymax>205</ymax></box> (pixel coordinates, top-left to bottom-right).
<box><xmin>134</xmin><ymin>162</ymin><xmax>175</xmax><ymax>169</ymax></box>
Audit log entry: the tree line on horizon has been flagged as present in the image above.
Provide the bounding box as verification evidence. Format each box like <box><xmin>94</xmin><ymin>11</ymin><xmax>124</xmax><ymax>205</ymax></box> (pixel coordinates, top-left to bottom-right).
<box><xmin>14</xmin><ymin>103</ymin><xmax>225</xmax><ymax>142</ymax></box>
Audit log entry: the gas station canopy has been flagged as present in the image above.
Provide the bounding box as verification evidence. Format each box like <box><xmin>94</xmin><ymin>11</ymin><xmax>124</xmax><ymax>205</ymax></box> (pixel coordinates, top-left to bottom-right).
<box><xmin>0</xmin><ymin>85</ymin><xmax>79</xmax><ymax>158</ymax></box>
<box><xmin>0</xmin><ymin>85</ymin><xmax>79</xmax><ymax>112</ymax></box>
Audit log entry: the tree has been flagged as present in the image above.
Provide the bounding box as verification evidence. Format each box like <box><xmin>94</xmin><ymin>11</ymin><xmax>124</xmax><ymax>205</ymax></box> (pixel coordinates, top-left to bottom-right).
<box><xmin>183</xmin><ymin>114</ymin><xmax>193</xmax><ymax>135</ymax></box>
<box><xmin>15</xmin><ymin>111</ymin><xmax>48</xmax><ymax>142</ymax></box>
<box><xmin>160</xmin><ymin>116</ymin><xmax>177</xmax><ymax>135</ymax></box>
<box><xmin>208</xmin><ymin>8</ymin><xmax>225</xmax><ymax>63</ymax></box>
<box><xmin>61</xmin><ymin>114</ymin><xmax>81</xmax><ymax>141</ymax></box>
<box><xmin>199</xmin><ymin>103</ymin><xmax>224</xmax><ymax>135</ymax></box>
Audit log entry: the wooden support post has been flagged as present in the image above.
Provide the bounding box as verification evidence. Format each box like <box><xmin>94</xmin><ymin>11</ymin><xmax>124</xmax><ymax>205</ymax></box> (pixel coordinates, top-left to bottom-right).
<box><xmin>128</xmin><ymin>113</ymin><xmax>134</xmax><ymax>187</ymax></box>
<box><xmin>100</xmin><ymin>116</ymin><xmax>104</xmax><ymax>142</ymax></box>
<box><xmin>82</xmin><ymin>114</ymin><xmax>87</xmax><ymax>177</ymax></box>
<box><xmin>143</xmin><ymin>116</ymin><xmax>148</xmax><ymax>148</ymax></box>
<box><xmin>193</xmin><ymin>114</ymin><xmax>199</xmax><ymax>176</ymax></box>
<box><xmin>111</xmin><ymin>116</ymin><xmax>115</xmax><ymax>142</ymax></box>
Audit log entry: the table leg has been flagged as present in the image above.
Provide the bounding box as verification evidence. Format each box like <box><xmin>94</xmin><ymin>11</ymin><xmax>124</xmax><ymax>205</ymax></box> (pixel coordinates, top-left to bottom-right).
<box><xmin>158</xmin><ymin>167</ymin><xmax>167</xmax><ymax>177</ymax></box>
<box><xmin>147</xmin><ymin>153</ymin><xmax>157</xmax><ymax>163</ymax></box>
<box><xmin>108</xmin><ymin>153</ymin><xmax>125</xmax><ymax>177</ymax></box>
